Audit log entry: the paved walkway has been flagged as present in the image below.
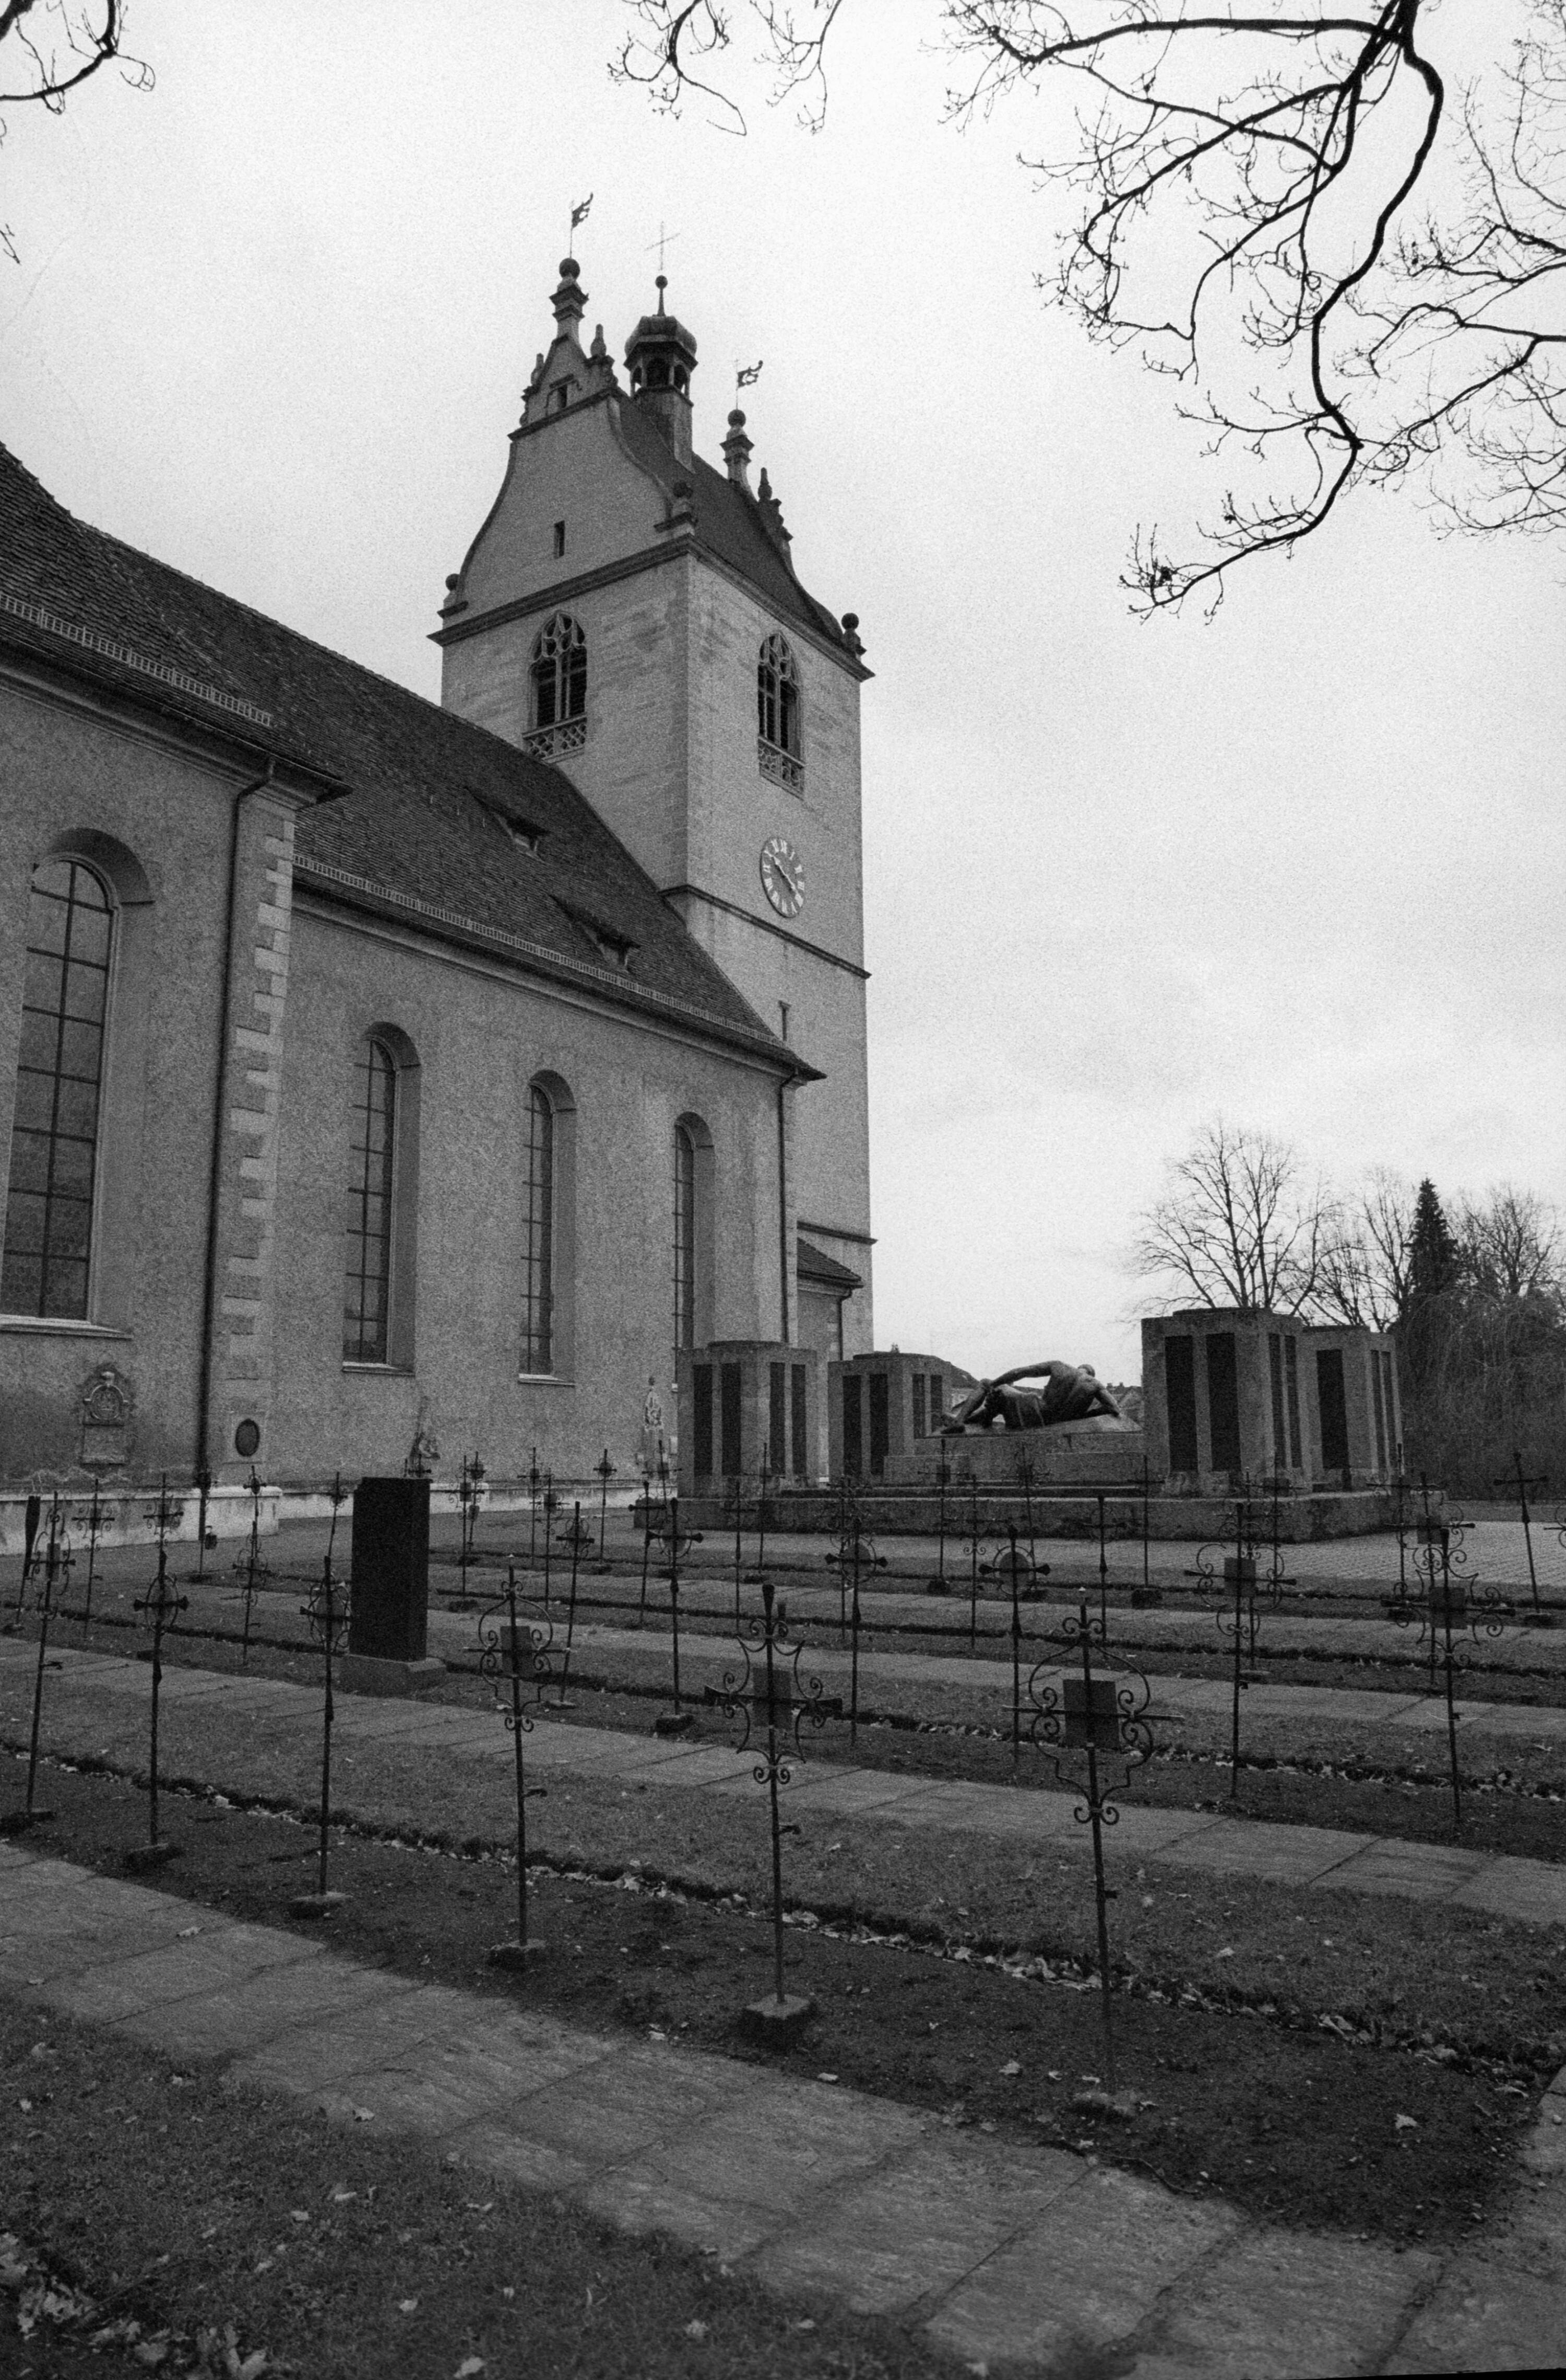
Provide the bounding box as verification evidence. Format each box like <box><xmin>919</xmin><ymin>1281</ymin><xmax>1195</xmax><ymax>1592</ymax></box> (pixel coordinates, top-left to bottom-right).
<box><xmin>6</xmin><ymin>1637</ymin><xmax>1566</xmax><ymax>1927</ymax></box>
<box><xmin>5</xmin><ymin>1839</ymin><xmax>1565</xmax><ymax>2373</ymax></box>
<box><xmin>457</xmin><ymin>1611</ymin><xmax>1566</xmax><ymax>1748</ymax></box>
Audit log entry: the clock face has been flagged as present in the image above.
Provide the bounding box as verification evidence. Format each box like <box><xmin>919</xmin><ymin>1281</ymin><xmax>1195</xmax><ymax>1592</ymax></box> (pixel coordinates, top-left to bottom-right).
<box><xmin>760</xmin><ymin>834</ymin><xmax>804</xmax><ymax>919</ymax></box>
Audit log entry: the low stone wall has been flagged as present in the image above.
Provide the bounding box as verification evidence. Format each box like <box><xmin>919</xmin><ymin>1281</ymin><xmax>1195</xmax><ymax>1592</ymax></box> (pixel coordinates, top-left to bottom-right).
<box><xmin>0</xmin><ymin>1481</ymin><xmax>283</xmax><ymax>1557</ymax></box>
<box><xmin>670</xmin><ymin>1484</ymin><xmax>1406</xmax><ymax>1542</ymax></box>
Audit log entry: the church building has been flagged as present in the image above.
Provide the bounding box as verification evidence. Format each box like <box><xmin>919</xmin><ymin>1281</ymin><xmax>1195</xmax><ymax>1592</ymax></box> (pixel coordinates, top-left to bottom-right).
<box><xmin>0</xmin><ymin>255</ymin><xmax>874</xmax><ymax>1490</ymax></box>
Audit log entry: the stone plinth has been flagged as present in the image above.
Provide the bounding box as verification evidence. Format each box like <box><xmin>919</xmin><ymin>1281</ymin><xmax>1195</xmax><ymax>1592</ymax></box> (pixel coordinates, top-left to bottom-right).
<box><xmin>677</xmin><ymin>1342</ymin><xmax>826</xmax><ymax>1494</ymax></box>
<box><xmin>1142</xmin><ymin>1310</ymin><xmax>1402</xmax><ymax>1494</ymax></box>
<box><xmin>827</xmin><ymin>1350</ymin><xmax>957</xmax><ymax>1483</ymax></box>
<box><xmin>886</xmin><ymin>1418</ymin><xmax>1147</xmax><ymax>1490</ymax></box>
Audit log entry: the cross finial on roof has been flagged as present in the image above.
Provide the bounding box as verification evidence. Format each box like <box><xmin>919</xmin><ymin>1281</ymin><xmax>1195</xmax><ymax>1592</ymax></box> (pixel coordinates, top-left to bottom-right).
<box><xmin>646</xmin><ymin>219</ymin><xmax>681</xmax><ymax>281</ymax></box>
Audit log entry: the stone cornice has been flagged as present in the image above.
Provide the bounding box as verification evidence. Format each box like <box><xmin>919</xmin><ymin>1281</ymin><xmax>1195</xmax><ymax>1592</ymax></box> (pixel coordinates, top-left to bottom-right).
<box><xmin>661</xmin><ymin>882</ymin><xmax>869</xmax><ymax>982</ymax></box>
<box><xmin>432</xmin><ymin>534</ymin><xmax>871</xmax><ymax>682</ymax></box>
<box><xmin>293</xmin><ymin>856</ymin><xmax>822</xmax><ymax>1082</ymax></box>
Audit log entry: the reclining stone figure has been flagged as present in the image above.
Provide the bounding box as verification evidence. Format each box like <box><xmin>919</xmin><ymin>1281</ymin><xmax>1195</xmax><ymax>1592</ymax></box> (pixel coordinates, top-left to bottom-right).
<box><xmin>943</xmin><ymin>1361</ymin><xmax>1122</xmax><ymax>1434</ymax></box>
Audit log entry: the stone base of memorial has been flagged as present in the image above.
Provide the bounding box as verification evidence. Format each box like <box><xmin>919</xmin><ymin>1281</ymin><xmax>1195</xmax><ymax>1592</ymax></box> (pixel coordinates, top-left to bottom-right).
<box><xmin>654</xmin><ymin>1709</ymin><xmax>695</xmax><ymax>1737</ymax></box>
<box><xmin>289</xmin><ymin>1888</ymin><xmax>349</xmax><ymax>1919</ymax></box>
<box><xmin>338</xmin><ymin>1652</ymin><xmax>446</xmax><ymax>1698</ymax></box>
<box><xmin>125</xmin><ymin>1840</ymin><xmax>180</xmax><ymax>1872</ymax></box>
<box><xmin>1071</xmin><ymin>2086</ymin><xmax>1138</xmax><ymax>2122</ymax></box>
<box><xmin>740</xmin><ymin>1993</ymin><xmax>816</xmax><ymax>2046</ymax></box>
<box><xmin>488</xmin><ymin>1937</ymin><xmax>547</xmax><ymax>1969</ymax></box>
<box><xmin>0</xmin><ymin>1807</ymin><xmax>54</xmax><ymax>1835</ymax></box>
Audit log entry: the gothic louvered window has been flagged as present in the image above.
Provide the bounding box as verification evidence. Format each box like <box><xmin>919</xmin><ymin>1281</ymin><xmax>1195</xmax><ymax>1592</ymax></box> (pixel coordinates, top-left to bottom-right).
<box><xmin>344</xmin><ymin>1036</ymin><xmax>398</xmax><ymax>1363</ymax></box>
<box><xmin>757</xmin><ymin>632</ymin><xmax>800</xmax><ymax>756</ymax></box>
<box><xmin>521</xmin><ymin>1083</ymin><xmax>555</xmax><ymax>1374</ymax></box>
<box><xmin>530</xmin><ymin>612</ymin><xmax>587</xmax><ymax>730</ymax></box>
<box><xmin>674</xmin><ymin>1122</ymin><xmax>696</xmax><ymax>1351</ymax></box>
<box><xmin>1</xmin><ymin>859</ymin><xmax>113</xmax><ymax>1318</ymax></box>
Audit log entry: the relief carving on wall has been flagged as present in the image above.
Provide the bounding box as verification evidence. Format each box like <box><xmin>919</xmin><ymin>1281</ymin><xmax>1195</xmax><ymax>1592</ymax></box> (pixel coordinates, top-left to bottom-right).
<box><xmin>77</xmin><ymin>1361</ymin><xmax>135</xmax><ymax>1472</ymax></box>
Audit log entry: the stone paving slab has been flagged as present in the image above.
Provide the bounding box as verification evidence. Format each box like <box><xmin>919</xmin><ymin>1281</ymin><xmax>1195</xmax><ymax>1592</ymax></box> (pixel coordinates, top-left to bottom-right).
<box><xmin>926</xmin><ymin>2162</ymin><xmax>1243</xmax><ymax>2365</ymax></box>
<box><xmin>1450</xmin><ymin>1860</ymin><xmax>1566</xmax><ymax>1927</ymax></box>
<box><xmin>1127</xmin><ymin>2228</ymin><xmax>1441</xmax><ymax>2380</ymax></box>
<box><xmin>44</xmin><ymin>1919</ymin><xmax>322</xmax><ymax>2027</ymax></box>
<box><xmin>749</xmin><ymin>2130</ymin><xmax>1084</xmax><ymax>2314</ymax></box>
<box><xmin>1326</xmin><ymin>1841</ymin><xmax>1489</xmax><ymax>1902</ymax></box>
<box><xmin>1154</xmin><ymin>1818</ymin><xmax>1373</xmax><ymax>1885</ymax></box>
<box><xmin>123</xmin><ymin>1957</ymin><xmax>413</xmax><ymax>2061</ymax></box>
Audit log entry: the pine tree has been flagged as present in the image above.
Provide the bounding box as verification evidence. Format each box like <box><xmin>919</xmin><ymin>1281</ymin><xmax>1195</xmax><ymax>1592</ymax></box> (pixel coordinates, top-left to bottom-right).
<box><xmin>1408</xmin><ymin>1179</ymin><xmax>1461</xmax><ymax>1305</ymax></box>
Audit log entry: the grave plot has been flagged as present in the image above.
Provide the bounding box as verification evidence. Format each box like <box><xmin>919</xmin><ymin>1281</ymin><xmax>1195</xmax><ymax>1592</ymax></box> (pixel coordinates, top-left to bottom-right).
<box><xmin>5</xmin><ymin>1484</ymin><xmax>1566</xmax><ymax>2258</ymax></box>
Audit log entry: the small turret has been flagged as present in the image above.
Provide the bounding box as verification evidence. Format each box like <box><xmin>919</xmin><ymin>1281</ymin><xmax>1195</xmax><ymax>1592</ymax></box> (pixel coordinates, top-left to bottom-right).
<box><xmin>624</xmin><ymin>275</ymin><xmax>698</xmax><ymax>465</ymax></box>
<box><xmin>519</xmin><ymin>258</ymin><xmax>616</xmax><ymax>427</ymax></box>
<box><xmin>721</xmin><ymin>407</ymin><xmax>753</xmax><ymax>491</ymax></box>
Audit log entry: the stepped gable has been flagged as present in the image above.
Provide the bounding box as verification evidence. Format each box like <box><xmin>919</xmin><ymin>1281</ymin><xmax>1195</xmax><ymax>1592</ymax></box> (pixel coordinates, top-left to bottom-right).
<box><xmin>0</xmin><ymin>442</ymin><xmax>794</xmax><ymax>1056</ymax></box>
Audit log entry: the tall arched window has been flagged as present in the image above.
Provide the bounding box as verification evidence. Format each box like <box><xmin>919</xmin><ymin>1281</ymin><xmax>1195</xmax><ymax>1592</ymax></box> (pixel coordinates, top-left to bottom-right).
<box><xmin>672</xmin><ymin>1114</ymin><xmax>714</xmax><ymax>1353</ymax></box>
<box><xmin>757</xmin><ymin>633</ymin><xmax>800</xmax><ymax>757</ymax></box>
<box><xmin>521</xmin><ymin>1082</ymin><xmax>555</xmax><ymax>1375</ymax></box>
<box><xmin>344</xmin><ymin>1034</ymin><xmax>405</xmax><ymax>1364</ymax></box>
<box><xmin>530</xmin><ymin>613</ymin><xmax>587</xmax><ymax>731</ymax></box>
<box><xmin>2</xmin><ymin>859</ymin><xmax>114</xmax><ymax>1319</ymax></box>
<box><xmin>673</xmin><ymin>1122</ymin><xmax>696</xmax><ymax>1352</ymax></box>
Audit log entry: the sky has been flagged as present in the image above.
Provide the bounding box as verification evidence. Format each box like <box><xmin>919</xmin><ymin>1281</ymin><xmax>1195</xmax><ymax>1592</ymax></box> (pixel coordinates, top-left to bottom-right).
<box><xmin>3</xmin><ymin>2</ymin><xmax>1562</xmax><ymax>1382</ymax></box>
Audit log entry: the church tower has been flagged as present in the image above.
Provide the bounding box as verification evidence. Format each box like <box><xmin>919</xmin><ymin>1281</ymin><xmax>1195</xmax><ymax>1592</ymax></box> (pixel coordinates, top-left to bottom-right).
<box><xmin>435</xmin><ymin>257</ymin><xmax>874</xmax><ymax>1356</ymax></box>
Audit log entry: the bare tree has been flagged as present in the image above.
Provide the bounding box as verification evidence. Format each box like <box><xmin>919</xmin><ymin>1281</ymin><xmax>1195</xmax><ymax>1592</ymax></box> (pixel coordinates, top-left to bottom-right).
<box><xmin>617</xmin><ymin>3</ymin><xmax>1566</xmax><ymax>608</ymax></box>
<box><xmin>1</xmin><ymin>2</ymin><xmax>150</xmax><ymax>263</ymax></box>
<box><xmin>1</xmin><ymin>1</ymin><xmax>141</xmax><ymax>109</ymax></box>
<box><xmin>1456</xmin><ymin>1182</ymin><xmax>1565</xmax><ymax>1302</ymax></box>
<box><xmin>1316</xmin><ymin>1165</ymin><xmax>1416</xmax><ymax>1329</ymax></box>
<box><xmin>1130</xmin><ymin>1118</ymin><xmax>1335</xmax><ymax>1314</ymax></box>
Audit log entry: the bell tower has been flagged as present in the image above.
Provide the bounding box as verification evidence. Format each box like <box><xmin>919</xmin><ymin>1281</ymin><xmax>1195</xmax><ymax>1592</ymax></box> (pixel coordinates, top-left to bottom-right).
<box><xmin>435</xmin><ymin>258</ymin><xmax>875</xmax><ymax>1357</ymax></box>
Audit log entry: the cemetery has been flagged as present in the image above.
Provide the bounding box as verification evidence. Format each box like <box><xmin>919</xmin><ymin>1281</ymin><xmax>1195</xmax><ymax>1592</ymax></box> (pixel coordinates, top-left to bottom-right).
<box><xmin>2</xmin><ymin>19</ymin><xmax>1562</xmax><ymax>2366</ymax></box>
<box><xmin>5</xmin><ymin>1405</ymin><xmax>1566</xmax><ymax>2373</ymax></box>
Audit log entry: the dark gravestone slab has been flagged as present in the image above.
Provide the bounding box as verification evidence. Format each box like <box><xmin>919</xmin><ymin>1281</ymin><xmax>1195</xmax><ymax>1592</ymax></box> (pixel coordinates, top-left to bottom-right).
<box><xmin>1165</xmin><ymin>1336</ymin><xmax>1198</xmax><ymax>1474</ymax></box>
<box><xmin>349</xmin><ymin>1477</ymin><xmax>431</xmax><ymax>1663</ymax></box>
<box><xmin>1206</xmin><ymin>1331</ymin><xmax>1241</xmax><ymax>1475</ymax></box>
<box><xmin>1317</xmin><ymin>1347</ymin><xmax>1350</xmax><ymax>1477</ymax></box>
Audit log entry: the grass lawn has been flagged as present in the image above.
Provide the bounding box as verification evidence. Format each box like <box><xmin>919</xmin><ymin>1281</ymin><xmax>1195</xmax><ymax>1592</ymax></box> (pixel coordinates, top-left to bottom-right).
<box><xmin>20</xmin><ymin>1581</ymin><xmax>1566</xmax><ymax>1858</ymax></box>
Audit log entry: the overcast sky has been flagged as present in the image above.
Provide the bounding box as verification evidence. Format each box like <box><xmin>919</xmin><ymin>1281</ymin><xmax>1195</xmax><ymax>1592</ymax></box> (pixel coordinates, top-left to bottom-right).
<box><xmin>4</xmin><ymin>2</ymin><xmax>1562</xmax><ymax>1382</ymax></box>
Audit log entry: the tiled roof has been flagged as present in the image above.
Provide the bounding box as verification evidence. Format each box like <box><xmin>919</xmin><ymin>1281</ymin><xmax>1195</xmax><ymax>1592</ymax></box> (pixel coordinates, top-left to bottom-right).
<box><xmin>0</xmin><ymin>443</ymin><xmax>798</xmax><ymax>1064</ymax></box>
<box><xmin>797</xmin><ymin>1235</ymin><xmax>863</xmax><ymax>1292</ymax></box>
<box><xmin>612</xmin><ymin>399</ymin><xmax>860</xmax><ymax>661</ymax></box>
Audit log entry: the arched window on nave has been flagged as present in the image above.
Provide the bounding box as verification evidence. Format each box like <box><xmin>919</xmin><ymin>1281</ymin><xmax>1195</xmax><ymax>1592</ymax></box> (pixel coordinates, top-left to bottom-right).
<box><xmin>1</xmin><ymin>857</ymin><xmax>114</xmax><ymax>1320</ymax></box>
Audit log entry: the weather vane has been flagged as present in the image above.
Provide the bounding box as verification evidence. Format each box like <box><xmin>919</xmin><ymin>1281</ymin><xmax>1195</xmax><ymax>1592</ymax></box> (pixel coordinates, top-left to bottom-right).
<box><xmin>735</xmin><ymin>359</ymin><xmax>763</xmax><ymax>397</ymax></box>
<box><xmin>569</xmin><ymin>192</ymin><xmax>593</xmax><ymax>252</ymax></box>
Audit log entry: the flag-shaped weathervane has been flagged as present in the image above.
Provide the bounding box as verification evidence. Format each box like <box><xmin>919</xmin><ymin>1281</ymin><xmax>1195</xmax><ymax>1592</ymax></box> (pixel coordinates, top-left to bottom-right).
<box><xmin>736</xmin><ymin>360</ymin><xmax>763</xmax><ymax>392</ymax></box>
<box><xmin>570</xmin><ymin>194</ymin><xmax>594</xmax><ymax>241</ymax></box>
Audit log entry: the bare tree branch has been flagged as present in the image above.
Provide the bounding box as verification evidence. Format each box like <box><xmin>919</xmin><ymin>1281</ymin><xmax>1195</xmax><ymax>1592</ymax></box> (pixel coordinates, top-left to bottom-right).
<box><xmin>0</xmin><ymin>0</ymin><xmax>146</xmax><ymax>109</ymax></box>
<box><xmin>617</xmin><ymin>1</ymin><xmax>1566</xmax><ymax>605</ymax></box>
